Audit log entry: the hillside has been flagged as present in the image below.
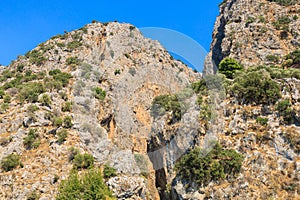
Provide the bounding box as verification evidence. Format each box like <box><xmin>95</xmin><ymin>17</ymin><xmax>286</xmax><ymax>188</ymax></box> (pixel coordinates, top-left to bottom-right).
<box><xmin>0</xmin><ymin>21</ymin><xmax>199</xmax><ymax>199</ymax></box>
<box><xmin>0</xmin><ymin>1</ymin><xmax>300</xmax><ymax>200</ymax></box>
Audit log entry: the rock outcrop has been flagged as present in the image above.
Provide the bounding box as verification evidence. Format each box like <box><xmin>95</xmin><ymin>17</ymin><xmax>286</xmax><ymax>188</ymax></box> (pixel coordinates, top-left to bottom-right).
<box><xmin>206</xmin><ymin>0</ymin><xmax>300</xmax><ymax>70</ymax></box>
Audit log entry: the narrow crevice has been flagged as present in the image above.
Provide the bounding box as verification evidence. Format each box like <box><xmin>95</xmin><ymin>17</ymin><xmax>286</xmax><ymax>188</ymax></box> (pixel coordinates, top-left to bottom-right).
<box><xmin>212</xmin><ymin>0</ymin><xmax>237</xmax><ymax>67</ymax></box>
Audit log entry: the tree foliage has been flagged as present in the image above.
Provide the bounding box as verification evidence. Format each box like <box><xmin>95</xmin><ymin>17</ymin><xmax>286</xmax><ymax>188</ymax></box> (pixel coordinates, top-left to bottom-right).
<box><xmin>230</xmin><ymin>69</ymin><xmax>281</xmax><ymax>104</ymax></box>
<box><xmin>1</xmin><ymin>153</ymin><xmax>21</xmax><ymax>172</ymax></box>
<box><xmin>218</xmin><ymin>57</ymin><xmax>243</xmax><ymax>79</ymax></box>
<box><xmin>56</xmin><ymin>169</ymin><xmax>115</xmax><ymax>200</ymax></box>
<box><xmin>175</xmin><ymin>142</ymin><xmax>243</xmax><ymax>186</ymax></box>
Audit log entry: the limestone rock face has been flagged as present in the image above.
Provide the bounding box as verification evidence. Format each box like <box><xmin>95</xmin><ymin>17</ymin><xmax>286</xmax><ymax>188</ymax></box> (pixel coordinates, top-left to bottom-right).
<box><xmin>1</xmin><ymin>2</ymin><xmax>300</xmax><ymax>199</ymax></box>
<box><xmin>205</xmin><ymin>0</ymin><xmax>300</xmax><ymax>71</ymax></box>
<box><xmin>0</xmin><ymin>22</ymin><xmax>199</xmax><ymax>200</ymax></box>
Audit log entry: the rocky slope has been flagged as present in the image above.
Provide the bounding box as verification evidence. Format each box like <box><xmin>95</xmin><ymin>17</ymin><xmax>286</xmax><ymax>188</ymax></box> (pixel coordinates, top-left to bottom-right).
<box><xmin>205</xmin><ymin>0</ymin><xmax>300</xmax><ymax>72</ymax></box>
<box><xmin>0</xmin><ymin>21</ymin><xmax>199</xmax><ymax>199</ymax></box>
<box><xmin>0</xmin><ymin>1</ymin><xmax>300</xmax><ymax>199</ymax></box>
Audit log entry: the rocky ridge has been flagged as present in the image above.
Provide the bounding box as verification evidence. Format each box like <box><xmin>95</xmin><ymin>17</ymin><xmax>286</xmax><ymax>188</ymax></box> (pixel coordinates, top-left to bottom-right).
<box><xmin>205</xmin><ymin>0</ymin><xmax>300</xmax><ymax>71</ymax></box>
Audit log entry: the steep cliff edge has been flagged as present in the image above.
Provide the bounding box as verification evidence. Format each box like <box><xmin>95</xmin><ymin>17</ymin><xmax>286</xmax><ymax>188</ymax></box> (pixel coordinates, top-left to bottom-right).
<box><xmin>206</xmin><ymin>0</ymin><xmax>300</xmax><ymax>70</ymax></box>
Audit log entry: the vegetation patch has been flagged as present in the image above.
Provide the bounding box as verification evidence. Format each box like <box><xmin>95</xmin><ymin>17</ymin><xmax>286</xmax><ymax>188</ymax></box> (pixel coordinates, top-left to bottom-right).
<box><xmin>57</xmin><ymin>129</ymin><xmax>68</xmax><ymax>144</ymax></box>
<box><xmin>73</xmin><ymin>153</ymin><xmax>94</xmax><ymax>170</ymax></box>
<box><xmin>39</xmin><ymin>94</ymin><xmax>51</xmax><ymax>107</ymax></box>
<box><xmin>61</xmin><ymin>101</ymin><xmax>72</xmax><ymax>112</ymax></box>
<box><xmin>25</xmin><ymin>50</ymin><xmax>46</xmax><ymax>66</ymax></box>
<box><xmin>92</xmin><ymin>87</ymin><xmax>106</xmax><ymax>100</ymax></box>
<box><xmin>49</xmin><ymin>69</ymin><xmax>73</xmax><ymax>87</ymax></box>
<box><xmin>103</xmin><ymin>164</ymin><xmax>117</xmax><ymax>179</ymax></box>
<box><xmin>66</xmin><ymin>57</ymin><xmax>81</xmax><ymax>66</ymax></box>
<box><xmin>63</xmin><ymin>116</ymin><xmax>73</xmax><ymax>128</ymax></box>
<box><xmin>256</xmin><ymin>117</ymin><xmax>268</xmax><ymax>126</ymax></box>
<box><xmin>175</xmin><ymin>142</ymin><xmax>243</xmax><ymax>186</ymax></box>
<box><xmin>18</xmin><ymin>82</ymin><xmax>46</xmax><ymax>103</ymax></box>
<box><xmin>218</xmin><ymin>57</ymin><xmax>243</xmax><ymax>79</ymax></box>
<box><xmin>56</xmin><ymin>168</ymin><xmax>115</xmax><ymax>200</ymax></box>
<box><xmin>230</xmin><ymin>68</ymin><xmax>281</xmax><ymax>105</ymax></box>
<box><xmin>277</xmin><ymin>99</ymin><xmax>294</xmax><ymax>124</ymax></box>
<box><xmin>67</xmin><ymin>41</ymin><xmax>82</xmax><ymax>50</ymax></box>
<box><xmin>151</xmin><ymin>94</ymin><xmax>183</xmax><ymax>123</ymax></box>
<box><xmin>285</xmin><ymin>49</ymin><xmax>300</xmax><ymax>67</ymax></box>
<box><xmin>1</xmin><ymin>153</ymin><xmax>21</xmax><ymax>172</ymax></box>
<box><xmin>23</xmin><ymin>129</ymin><xmax>40</xmax><ymax>150</ymax></box>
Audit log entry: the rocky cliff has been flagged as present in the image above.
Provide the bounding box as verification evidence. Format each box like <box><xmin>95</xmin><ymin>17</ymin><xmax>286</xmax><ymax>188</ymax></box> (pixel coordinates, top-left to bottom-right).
<box><xmin>206</xmin><ymin>0</ymin><xmax>300</xmax><ymax>70</ymax></box>
<box><xmin>0</xmin><ymin>1</ymin><xmax>300</xmax><ymax>199</ymax></box>
<box><xmin>0</xmin><ymin>21</ymin><xmax>199</xmax><ymax>199</ymax></box>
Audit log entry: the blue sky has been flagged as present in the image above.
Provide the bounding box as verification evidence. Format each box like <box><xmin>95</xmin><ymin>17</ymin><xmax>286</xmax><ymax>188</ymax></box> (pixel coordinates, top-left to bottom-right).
<box><xmin>0</xmin><ymin>0</ymin><xmax>221</xmax><ymax>66</ymax></box>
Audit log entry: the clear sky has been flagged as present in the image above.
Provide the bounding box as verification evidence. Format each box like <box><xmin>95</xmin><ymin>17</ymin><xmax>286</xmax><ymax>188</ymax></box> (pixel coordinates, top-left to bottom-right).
<box><xmin>0</xmin><ymin>0</ymin><xmax>221</xmax><ymax>66</ymax></box>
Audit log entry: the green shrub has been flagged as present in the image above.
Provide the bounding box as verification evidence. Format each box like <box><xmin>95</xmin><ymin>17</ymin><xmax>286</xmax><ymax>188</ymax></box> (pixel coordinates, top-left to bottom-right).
<box><xmin>44</xmin><ymin>77</ymin><xmax>63</xmax><ymax>91</ymax></box>
<box><xmin>273</xmin><ymin>15</ymin><xmax>291</xmax><ymax>30</ymax></box>
<box><xmin>73</xmin><ymin>153</ymin><xmax>94</xmax><ymax>170</ymax></box>
<box><xmin>59</xmin><ymin>92</ymin><xmax>68</xmax><ymax>101</ymax></box>
<box><xmin>56</xmin><ymin>169</ymin><xmax>115</xmax><ymax>200</ymax></box>
<box><xmin>39</xmin><ymin>94</ymin><xmax>51</xmax><ymax>107</ymax></box>
<box><xmin>67</xmin><ymin>41</ymin><xmax>82</xmax><ymax>50</ymax></box>
<box><xmin>66</xmin><ymin>57</ymin><xmax>81</xmax><ymax>66</ymax></box>
<box><xmin>191</xmin><ymin>79</ymin><xmax>208</xmax><ymax>94</ymax></box>
<box><xmin>49</xmin><ymin>69</ymin><xmax>72</xmax><ymax>87</ymax></box>
<box><xmin>26</xmin><ymin>191</ymin><xmax>39</xmax><ymax>200</ymax></box>
<box><xmin>63</xmin><ymin>116</ymin><xmax>73</xmax><ymax>128</ymax></box>
<box><xmin>0</xmin><ymin>89</ymin><xmax>5</xmax><ymax>98</ymax></box>
<box><xmin>23</xmin><ymin>70</ymin><xmax>39</xmax><ymax>82</ymax></box>
<box><xmin>57</xmin><ymin>129</ymin><xmax>68</xmax><ymax>144</ymax></box>
<box><xmin>230</xmin><ymin>69</ymin><xmax>281</xmax><ymax>104</ymax></box>
<box><xmin>1</xmin><ymin>153</ymin><xmax>21</xmax><ymax>172</ymax></box>
<box><xmin>175</xmin><ymin>142</ymin><xmax>243</xmax><ymax>186</ymax></box>
<box><xmin>68</xmin><ymin>146</ymin><xmax>80</xmax><ymax>161</ymax></box>
<box><xmin>277</xmin><ymin>99</ymin><xmax>294</xmax><ymax>124</ymax></box>
<box><xmin>285</xmin><ymin>49</ymin><xmax>300</xmax><ymax>66</ymax></box>
<box><xmin>0</xmin><ymin>103</ymin><xmax>9</xmax><ymax>112</ymax></box>
<box><xmin>256</xmin><ymin>117</ymin><xmax>268</xmax><ymax>126</ymax></box>
<box><xmin>0</xmin><ymin>70</ymin><xmax>15</xmax><ymax>82</ymax></box>
<box><xmin>254</xmin><ymin>65</ymin><xmax>300</xmax><ymax>79</ymax></box>
<box><xmin>27</xmin><ymin>104</ymin><xmax>39</xmax><ymax>113</ymax></box>
<box><xmin>53</xmin><ymin>117</ymin><xmax>63</xmax><ymax>127</ymax></box>
<box><xmin>61</xmin><ymin>101</ymin><xmax>72</xmax><ymax>112</ymax></box>
<box><xmin>266</xmin><ymin>55</ymin><xmax>280</xmax><ymax>63</ymax></box>
<box><xmin>199</xmin><ymin>103</ymin><xmax>213</xmax><ymax>121</ymax></box>
<box><xmin>218</xmin><ymin>57</ymin><xmax>243</xmax><ymax>79</ymax></box>
<box><xmin>103</xmin><ymin>164</ymin><xmax>117</xmax><ymax>179</ymax></box>
<box><xmin>92</xmin><ymin>87</ymin><xmax>106</xmax><ymax>100</ymax></box>
<box><xmin>18</xmin><ymin>82</ymin><xmax>46</xmax><ymax>103</ymax></box>
<box><xmin>26</xmin><ymin>50</ymin><xmax>46</xmax><ymax>66</ymax></box>
<box><xmin>3</xmin><ymin>95</ymin><xmax>11</xmax><ymax>103</ymax></box>
<box><xmin>151</xmin><ymin>94</ymin><xmax>183</xmax><ymax>123</ymax></box>
<box><xmin>23</xmin><ymin>129</ymin><xmax>40</xmax><ymax>150</ymax></box>
<box><xmin>246</xmin><ymin>16</ymin><xmax>256</xmax><ymax>26</ymax></box>
<box><xmin>57</xmin><ymin>42</ymin><xmax>66</xmax><ymax>48</ymax></box>
<box><xmin>80</xmin><ymin>26</ymin><xmax>88</xmax><ymax>34</ymax></box>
